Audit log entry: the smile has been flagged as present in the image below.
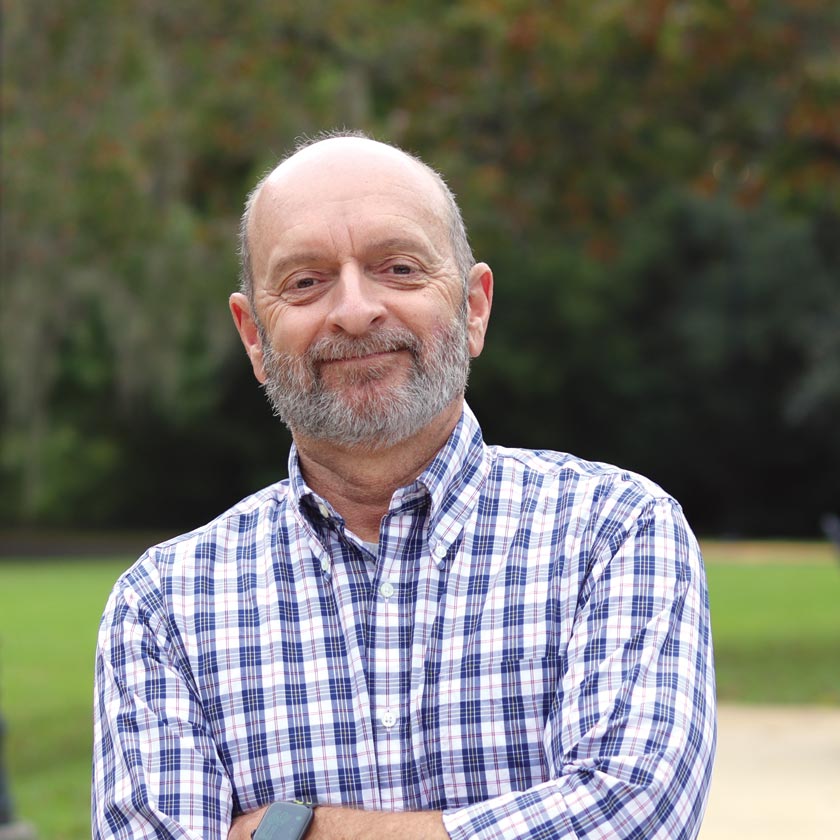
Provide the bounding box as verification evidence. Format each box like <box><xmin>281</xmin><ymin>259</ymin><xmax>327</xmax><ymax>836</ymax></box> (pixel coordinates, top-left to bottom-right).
<box><xmin>329</xmin><ymin>350</ymin><xmax>402</xmax><ymax>363</ymax></box>
<box><xmin>319</xmin><ymin>348</ymin><xmax>411</xmax><ymax>368</ymax></box>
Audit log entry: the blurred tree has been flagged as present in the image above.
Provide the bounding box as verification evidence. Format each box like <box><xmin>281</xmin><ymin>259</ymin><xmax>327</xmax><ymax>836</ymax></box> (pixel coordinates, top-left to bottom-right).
<box><xmin>3</xmin><ymin>0</ymin><xmax>240</xmax><ymax>522</ymax></box>
<box><xmin>2</xmin><ymin>0</ymin><xmax>839</xmax><ymax>533</ymax></box>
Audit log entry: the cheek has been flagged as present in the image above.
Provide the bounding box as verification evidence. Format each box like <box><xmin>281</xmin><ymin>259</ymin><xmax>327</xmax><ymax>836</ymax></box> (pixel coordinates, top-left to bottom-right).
<box><xmin>396</xmin><ymin>292</ymin><xmax>461</xmax><ymax>334</ymax></box>
<box><xmin>261</xmin><ymin>309</ymin><xmax>321</xmax><ymax>357</ymax></box>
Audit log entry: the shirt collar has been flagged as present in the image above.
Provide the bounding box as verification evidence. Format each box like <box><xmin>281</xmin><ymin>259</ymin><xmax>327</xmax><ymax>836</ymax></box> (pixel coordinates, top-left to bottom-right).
<box><xmin>401</xmin><ymin>401</ymin><xmax>487</xmax><ymax>520</ymax></box>
<box><xmin>409</xmin><ymin>402</ymin><xmax>490</xmax><ymax>566</ymax></box>
<box><xmin>288</xmin><ymin>444</ymin><xmax>339</xmax><ymax>528</ymax></box>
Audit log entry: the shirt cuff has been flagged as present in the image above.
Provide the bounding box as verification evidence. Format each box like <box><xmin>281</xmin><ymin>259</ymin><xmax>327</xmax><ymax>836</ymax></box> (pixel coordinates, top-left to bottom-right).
<box><xmin>443</xmin><ymin>782</ymin><xmax>575</xmax><ymax>840</ymax></box>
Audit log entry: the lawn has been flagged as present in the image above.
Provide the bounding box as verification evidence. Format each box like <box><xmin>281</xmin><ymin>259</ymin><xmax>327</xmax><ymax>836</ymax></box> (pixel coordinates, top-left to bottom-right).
<box><xmin>0</xmin><ymin>543</ymin><xmax>838</xmax><ymax>839</ymax></box>
<box><xmin>0</xmin><ymin>557</ymin><xmax>132</xmax><ymax>840</ymax></box>
<box><xmin>703</xmin><ymin>541</ymin><xmax>840</xmax><ymax>704</ymax></box>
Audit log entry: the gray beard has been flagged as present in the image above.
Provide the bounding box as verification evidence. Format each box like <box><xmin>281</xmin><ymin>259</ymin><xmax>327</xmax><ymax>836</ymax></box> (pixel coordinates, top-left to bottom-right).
<box><xmin>260</xmin><ymin>315</ymin><xmax>470</xmax><ymax>449</ymax></box>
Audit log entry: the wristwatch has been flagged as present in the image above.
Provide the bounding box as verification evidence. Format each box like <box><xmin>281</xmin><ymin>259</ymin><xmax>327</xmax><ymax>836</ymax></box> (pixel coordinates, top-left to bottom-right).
<box><xmin>251</xmin><ymin>801</ymin><xmax>314</xmax><ymax>840</ymax></box>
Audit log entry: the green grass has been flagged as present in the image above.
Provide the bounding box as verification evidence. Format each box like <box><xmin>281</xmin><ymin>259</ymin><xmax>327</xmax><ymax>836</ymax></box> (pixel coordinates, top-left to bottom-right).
<box><xmin>0</xmin><ymin>544</ymin><xmax>838</xmax><ymax>839</ymax></box>
<box><xmin>704</xmin><ymin>542</ymin><xmax>840</xmax><ymax>705</ymax></box>
<box><xmin>0</xmin><ymin>557</ymin><xmax>133</xmax><ymax>840</ymax></box>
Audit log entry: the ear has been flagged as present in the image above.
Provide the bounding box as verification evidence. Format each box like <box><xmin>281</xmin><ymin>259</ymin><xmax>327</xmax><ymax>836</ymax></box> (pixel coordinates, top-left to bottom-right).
<box><xmin>465</xmin><ymin>262</ymin><xmax>493</xmax><ymax>358</ymax></box>
<box><xmin>229</xmin><ymin>292</ymin><xmax>268</xmax><ymax>383</ymax></box>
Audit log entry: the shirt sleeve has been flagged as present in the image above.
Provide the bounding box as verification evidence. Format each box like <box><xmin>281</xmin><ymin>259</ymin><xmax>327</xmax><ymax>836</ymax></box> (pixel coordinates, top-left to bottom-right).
<box><xmin>442</xmin><ymin>496</ymin><xmax>717</xmax><ymax>840</ymax></box>
<box><xmin>92</xmin><ymin>556</ymin><xmax>234</xmax><ymax>840</ymax></box>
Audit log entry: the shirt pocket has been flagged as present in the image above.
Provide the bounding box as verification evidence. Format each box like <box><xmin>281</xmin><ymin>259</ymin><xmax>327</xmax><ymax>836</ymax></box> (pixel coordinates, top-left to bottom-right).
<box><xmin>418</xmin><ymin>655</ymin><xmax>559</xmax><ymax>808</ymax></box>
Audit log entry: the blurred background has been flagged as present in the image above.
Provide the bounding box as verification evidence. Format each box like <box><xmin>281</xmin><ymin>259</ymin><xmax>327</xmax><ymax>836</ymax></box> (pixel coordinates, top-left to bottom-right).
<box><xmin>3</xmin><ymin>0</ymin><xmax>840</xmax><ymax>539</ymax></box>
<box><xmin>2</xmin><ymin>4</ymin><xmax>840</xmax><ymax>838</ymax></box>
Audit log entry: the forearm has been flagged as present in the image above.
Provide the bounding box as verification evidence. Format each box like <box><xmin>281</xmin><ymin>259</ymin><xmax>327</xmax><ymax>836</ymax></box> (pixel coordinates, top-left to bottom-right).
<box><xmin>229</xmin><ymin>806</ymin><xmax>448</xmax><ymax>840</ymax></box>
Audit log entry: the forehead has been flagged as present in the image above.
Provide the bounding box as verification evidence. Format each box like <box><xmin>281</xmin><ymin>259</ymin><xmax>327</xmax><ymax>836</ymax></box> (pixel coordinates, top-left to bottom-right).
<box><xmin>248</xmin><ymin>141</ymin><xmax>451</xmax><ymax>268</ymax></box>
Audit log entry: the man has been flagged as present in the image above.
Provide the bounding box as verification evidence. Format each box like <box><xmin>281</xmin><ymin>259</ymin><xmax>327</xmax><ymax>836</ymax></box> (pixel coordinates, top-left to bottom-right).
<box><xmin>93</xmin><ymin>132</ymin><xmax>716</xmax><ymax>840</ymax></box>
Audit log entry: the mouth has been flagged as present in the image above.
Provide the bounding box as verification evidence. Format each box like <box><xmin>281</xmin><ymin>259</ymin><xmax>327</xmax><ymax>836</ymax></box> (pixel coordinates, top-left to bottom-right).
<box><xmin>325</xmin><ymin>349</ymin><xmax>406</xmax><ymax>365</ymax></box>
<box><xmin>318</xmin><ymin>349</ymin><xmax>410</xmax><ymax>383</ymax></box>
<box><xmin>307</xmin><ymin>329</ymin><xmax>421</xmax><ymax>380</ymax></box>
<box><xmin>314</xmin><ymin>347</ymin><xmax>414</xmax><ymax>389</ymax></box>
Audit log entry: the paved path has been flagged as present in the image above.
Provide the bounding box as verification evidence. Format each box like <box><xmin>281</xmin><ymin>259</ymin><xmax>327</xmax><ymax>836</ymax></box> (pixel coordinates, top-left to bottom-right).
<box><xmin>700</xmin><ymin>704</ymin><xmax>840</xmax><ymax>839</ymax></box>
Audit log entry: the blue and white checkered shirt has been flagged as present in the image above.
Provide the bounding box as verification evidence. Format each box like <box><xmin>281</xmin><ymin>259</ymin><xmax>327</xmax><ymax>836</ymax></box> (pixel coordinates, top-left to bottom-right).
<box><xmin>93</xmin><ymin>404</ymin><xmax>716</xmax><ymax>839</ymax></box>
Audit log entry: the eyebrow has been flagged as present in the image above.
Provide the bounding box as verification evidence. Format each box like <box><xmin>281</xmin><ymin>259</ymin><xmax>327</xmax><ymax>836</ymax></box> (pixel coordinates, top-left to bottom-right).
<box><xmin>266</xmin><ymin>251</ymin><xmax>326</xmax><ymax>284</ymax></box>
<box><xmin>267</xmin><ymin>237</ymin><xmax>439</xmax><ymax>281</ymax></box>
<box><xmin>362</xmin><ymin>237</ymin><xmax>444</xmax><ymax>270</ymax></box>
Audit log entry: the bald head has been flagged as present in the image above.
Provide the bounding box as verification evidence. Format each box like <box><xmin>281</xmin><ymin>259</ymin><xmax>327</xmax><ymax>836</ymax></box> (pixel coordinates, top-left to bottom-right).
<box><xmin>237</xmin><ymin>132</ymin><xmax>474</xmax><ymax>305</ymax></box>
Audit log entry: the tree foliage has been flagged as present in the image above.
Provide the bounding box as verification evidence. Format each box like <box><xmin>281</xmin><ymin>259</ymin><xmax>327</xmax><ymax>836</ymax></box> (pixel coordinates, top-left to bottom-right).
<box><xmin>3</xmin><ymin>0</ymin><xmax>839</xmax><ymax>534</ymax></box>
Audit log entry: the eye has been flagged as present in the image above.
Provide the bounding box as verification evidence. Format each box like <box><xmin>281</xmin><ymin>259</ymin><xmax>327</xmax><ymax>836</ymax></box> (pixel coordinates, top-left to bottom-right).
<box><xmin>379</xmin><ymin>260</ymin><xmax>424</xmax><ymax>283</ymax></box>
<box><xmin>280</xmin><ymin>273</ymin><xmax>329</xmax><ymax>303</ymax></box>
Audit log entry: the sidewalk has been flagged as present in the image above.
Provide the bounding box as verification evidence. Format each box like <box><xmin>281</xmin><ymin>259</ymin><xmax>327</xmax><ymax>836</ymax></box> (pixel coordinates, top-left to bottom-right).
<box><xmin>700</xmin><ymin>704</ymin><xmax>840</xmax><ymax>839</ymax></box>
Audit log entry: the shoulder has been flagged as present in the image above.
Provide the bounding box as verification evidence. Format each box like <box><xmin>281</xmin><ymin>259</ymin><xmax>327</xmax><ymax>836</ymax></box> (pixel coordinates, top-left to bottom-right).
<box><xmin>106</xmin><ymin>481</ymin><xmax>292</xmax><ymax>611</ymax></box>
<box><xmin>487</xmin><ymin>443</ymin><xmax>669</xmax><ymax>501</ymax></box>
<box><xmin>483</xmin><ymin>444</ymin><xmax>688</xmax><ymax>546</ymax></box>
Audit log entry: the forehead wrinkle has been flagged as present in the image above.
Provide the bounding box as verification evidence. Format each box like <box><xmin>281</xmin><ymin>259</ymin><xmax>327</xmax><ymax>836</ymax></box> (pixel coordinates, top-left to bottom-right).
<box><xmin>265</xmin><ymin>197</ymin><xmax>447</xmax><ymax>264</ymax></box>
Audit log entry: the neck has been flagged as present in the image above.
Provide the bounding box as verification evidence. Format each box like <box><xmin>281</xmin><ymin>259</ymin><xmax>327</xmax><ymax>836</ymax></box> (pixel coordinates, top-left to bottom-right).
<box><xmin>293</xmin><ymin>398</ymin><xmax>463</xmax><ymax>542</ymax></box>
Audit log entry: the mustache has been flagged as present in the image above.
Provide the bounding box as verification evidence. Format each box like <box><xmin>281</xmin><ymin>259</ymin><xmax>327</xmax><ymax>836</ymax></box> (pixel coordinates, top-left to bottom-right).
<box><xmin>307</xmin><ymin>328</ymin><xmax>422</xmax><ymax>363</ymax></box>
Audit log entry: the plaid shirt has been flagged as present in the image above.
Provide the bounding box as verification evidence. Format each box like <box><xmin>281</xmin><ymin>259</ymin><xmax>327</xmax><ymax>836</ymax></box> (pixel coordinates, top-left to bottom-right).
<box><xmin>93</xmin><ymin>404</ymin><xmax>716</xmax><ymax>840</ymax></box>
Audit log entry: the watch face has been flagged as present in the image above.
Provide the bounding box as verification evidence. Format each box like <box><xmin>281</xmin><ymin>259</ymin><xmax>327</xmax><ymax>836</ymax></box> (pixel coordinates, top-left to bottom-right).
<box><xmin>252</xmin><ymin>802</ymin><xmax>313</xmax><ymax>840</ymax></box>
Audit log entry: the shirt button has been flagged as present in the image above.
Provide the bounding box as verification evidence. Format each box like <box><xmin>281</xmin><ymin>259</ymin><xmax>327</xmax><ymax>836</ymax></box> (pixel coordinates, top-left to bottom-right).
<box><xmin>380</xmin><ymin>709</ymin><xmax>398</xmax><ymax>728</ymax></box>
<box><xmin>320</xmin><ymin>557</ymin><xmax>331</xmax><ymax>573</ymax></box>
<box><xmin>317</xmin><ymin>502</ymin><xmax>330</xmax><ymax>519</ymax></box>
<box><xmin>379</xmin><ymin>581</ymin><xmax>395</xmax><ymax>599</ymax></box>
<box><xmin>432</xmin><ymin>544</ymin><xmax>447</xmax><ymax>560</ymax></box>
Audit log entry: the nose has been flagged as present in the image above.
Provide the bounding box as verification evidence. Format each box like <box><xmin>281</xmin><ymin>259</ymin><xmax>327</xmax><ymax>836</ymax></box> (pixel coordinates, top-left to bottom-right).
<box><xmin>325</xmin><ymin>262</ymin><xmax>386</xmax><ymax>335</ymax></box>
